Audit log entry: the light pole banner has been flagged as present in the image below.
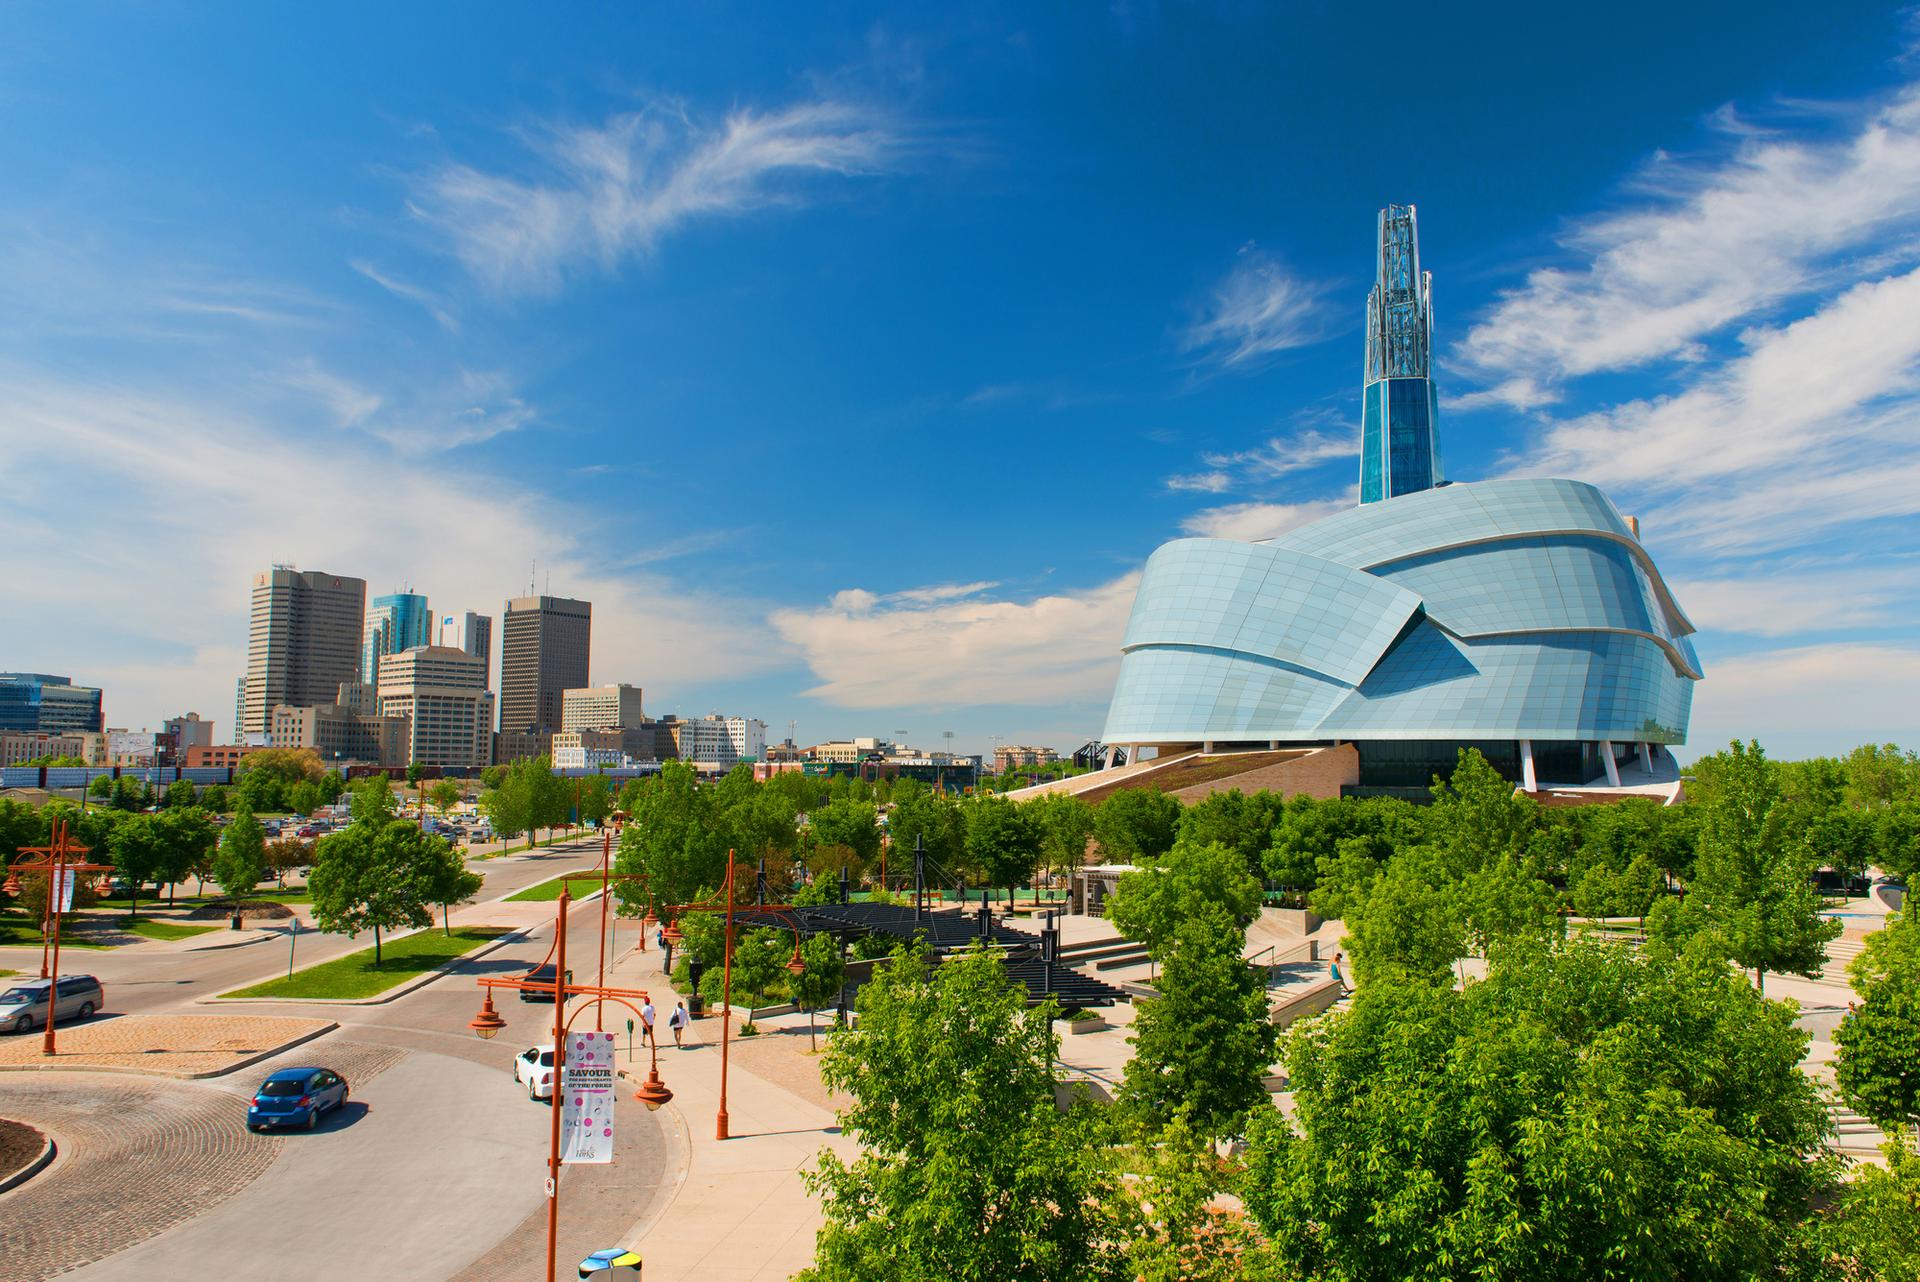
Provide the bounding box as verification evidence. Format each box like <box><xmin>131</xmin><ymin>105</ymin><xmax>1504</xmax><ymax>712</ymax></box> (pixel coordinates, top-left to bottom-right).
<box><xmin>53</xmin><ymin>869</ymin><xmax>76</xmax><ymax>913</ymax></box>
<box><xmin>560</xmin><ymin>1031</ymin><xmax>617</xmax><ymax>1165</ymax></box>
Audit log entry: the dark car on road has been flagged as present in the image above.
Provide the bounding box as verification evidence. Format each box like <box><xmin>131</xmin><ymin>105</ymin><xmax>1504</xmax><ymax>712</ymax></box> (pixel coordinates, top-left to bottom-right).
<box><xmin>518</xmin><ymin>965</ymin><xmax>573</xmax><ymax>1002</ymax></box>
<box><xmin>246</xmin><ymin>1067</ymin><xmax>349</xmax><ymax>1131</ymax></box>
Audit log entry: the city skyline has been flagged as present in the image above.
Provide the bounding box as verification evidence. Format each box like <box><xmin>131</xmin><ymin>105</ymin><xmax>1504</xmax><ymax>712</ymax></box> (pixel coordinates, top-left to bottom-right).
<box><xmin>4</xmin><ymin>4</ymin><xmax>1919</xmax><ymax>759</ymax></box>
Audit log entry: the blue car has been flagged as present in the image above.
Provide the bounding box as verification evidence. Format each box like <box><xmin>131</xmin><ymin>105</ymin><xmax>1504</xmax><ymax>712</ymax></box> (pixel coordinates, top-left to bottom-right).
<box><xmin>246</xmin><ymin>1066</ymin><xmax>348</xmax><ymax>1131</ymax></box>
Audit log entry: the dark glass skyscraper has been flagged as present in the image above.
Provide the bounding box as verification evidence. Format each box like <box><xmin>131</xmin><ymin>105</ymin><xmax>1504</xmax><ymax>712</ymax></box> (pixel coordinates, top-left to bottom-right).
<box><xmin>1359</xmin><ymin>204</ymin><xmax>1443</xmax><ymax>504</ymax></box>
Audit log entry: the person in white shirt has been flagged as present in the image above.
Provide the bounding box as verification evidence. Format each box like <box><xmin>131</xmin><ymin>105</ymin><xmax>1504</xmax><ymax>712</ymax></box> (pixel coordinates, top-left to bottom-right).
<box><xmin>668</xmin><ymin>1000</ymin><xmax>689</xmax><ymax>1048</ymax></box>
<box><xmin>640</xmin><ymin>998</ymin><xmax>656</xmax><ymax>1045</ymax></box>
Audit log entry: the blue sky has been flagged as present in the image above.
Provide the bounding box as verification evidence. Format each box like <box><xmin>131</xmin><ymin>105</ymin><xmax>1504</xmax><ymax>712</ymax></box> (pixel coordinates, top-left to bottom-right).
<box><xmin>4</xmin><ymin>2</ymin><xmax>1918</xmax><ymax>761</ymax></box>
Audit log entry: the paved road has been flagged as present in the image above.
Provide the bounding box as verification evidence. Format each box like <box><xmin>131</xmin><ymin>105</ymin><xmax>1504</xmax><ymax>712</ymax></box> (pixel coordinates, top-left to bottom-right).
<box><xmin>2</xmin><ymin>852</ymin><xmax>682</xmax><ymax>1281</ymax></box>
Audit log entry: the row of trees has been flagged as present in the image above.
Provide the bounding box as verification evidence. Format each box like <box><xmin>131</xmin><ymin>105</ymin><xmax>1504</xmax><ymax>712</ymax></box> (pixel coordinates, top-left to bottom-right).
<box><xmin>307</xmin><ymin>780</ymin><xmax>482</xmax><ymax>960</ymax></box>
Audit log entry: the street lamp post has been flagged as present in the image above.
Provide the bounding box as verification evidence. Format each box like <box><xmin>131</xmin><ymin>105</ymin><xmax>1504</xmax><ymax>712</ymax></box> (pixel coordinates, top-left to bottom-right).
<box><xmin>10</xmin><ymin>818</ymin><xmax>113</xmax><ymax>1057</ymax></box>
<box><xmin>466</xmin><ymin>882</ymin><xmax>669</xmax><ymax>1282</ymax></box>
<box><xmin>661</xmin><ymin>851</ymin><xmax>807</xmax><ymax>1142</ymax></box>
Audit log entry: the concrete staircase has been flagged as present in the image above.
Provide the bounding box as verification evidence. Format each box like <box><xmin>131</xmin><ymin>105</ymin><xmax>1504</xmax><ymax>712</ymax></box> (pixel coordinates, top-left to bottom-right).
<box><xmin>1818</xmin><ymin>935</ymin><xmax>1868</xmax><ymax>983</ymax></box>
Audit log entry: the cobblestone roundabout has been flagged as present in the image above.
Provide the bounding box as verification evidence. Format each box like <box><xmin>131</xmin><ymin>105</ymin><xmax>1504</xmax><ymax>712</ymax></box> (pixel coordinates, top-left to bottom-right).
<box><xmin>0</xmin><ymin>1041</ymin><xmax>406</xmax><ymax>1281</ymax></box>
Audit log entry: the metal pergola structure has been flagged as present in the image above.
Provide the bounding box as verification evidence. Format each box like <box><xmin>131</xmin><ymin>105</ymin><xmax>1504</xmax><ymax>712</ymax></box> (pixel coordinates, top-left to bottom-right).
<box><xmin>728</xmin><ymin>900</ymin><xmax>1128</xmax><ymax>1011</ymax></box>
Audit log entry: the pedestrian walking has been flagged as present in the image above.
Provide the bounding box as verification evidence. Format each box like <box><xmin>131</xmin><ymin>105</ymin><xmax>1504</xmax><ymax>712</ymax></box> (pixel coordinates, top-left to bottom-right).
<box><xmin>1330</xmin><ymin>951</ymin><xmax>1350</xmax><ymax>995</ymax></box>
<box><xmin>640</xmin><ymin>997</ymin><xmax>656</xmax><ymax>1045</ymax></box>
<box><xmin>669</xmin><ymin>1000</ymin><xmax>689</xmax><ymax>1047</ymax></box>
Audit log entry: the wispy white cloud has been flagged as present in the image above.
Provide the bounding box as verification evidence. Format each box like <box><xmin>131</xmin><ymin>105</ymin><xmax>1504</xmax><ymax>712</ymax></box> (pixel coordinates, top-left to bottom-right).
<box><xmin>408</xmin><ymin>99</ymin><xmax>920</xmax><ymax>295</ymax></box>
<box><xmin>1181</xmin><ymin>246</ymin><xmax>1334</xmax><ymax>369</ymax></box>
<box><xmin>350</xmin><ymin>259</ymin><xmax>460</xmax><ymax>332</ymax></box>
<box><xmin>1179</xmin><ymin>497</ymin><xmax>1350</xmax><ymax>543</ymax></box>
<box><xmin>1460</xmin><ymin>84</ymin><xmax>1920</xmax><ymax>387</ymax></box>
<box><xmin>1674</xmin><ymin>567</ymin><xmax>1920</xmax><ymax>637</ymax></box>
<box><xmin>1504</xmin><ymin>263</ymin><xmax>1920</xmax><ymax>552</ymax></box>
<box><xmin>1164</xmin><ymin>470</ymin><xmax>1232</xmax><ymax>494</ymax></box>
<box><xmin>1164</xmin><ymin>426</ymin><xmax>1352</xmax><ymax>496</ymax></box>
<box><xmin>1684</xmin><ymin>642</ymin><xmax>1920</xmax><ymax>761</ymax></box>
<box><xmin>770</xmin><ymin>576</ymin><xmax>1139</xmax><ymax>709</ymax></box>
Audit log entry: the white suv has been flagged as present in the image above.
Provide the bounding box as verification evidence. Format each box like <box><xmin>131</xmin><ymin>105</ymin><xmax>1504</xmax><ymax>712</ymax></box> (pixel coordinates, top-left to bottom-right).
<box><xmin>514</xmin><ymin>1044</ymin><xmax>556</xmax><ymax>1101</ymax></box>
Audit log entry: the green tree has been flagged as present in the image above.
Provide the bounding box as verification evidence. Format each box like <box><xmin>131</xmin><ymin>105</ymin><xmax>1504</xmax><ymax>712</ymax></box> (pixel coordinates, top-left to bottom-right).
<box><xmin>199</xmin><ymin>783</ymin><xmax>230</xmax><ymax>813</ymax></box>
<box><xmin>1682</xmin><ymin>740</ymin><xmax>1842</xmax><ymax>993</ymax></box>
<box><xmin>287</xmin><ymin>779</ymin><xmax>324</xmax><ymax>817</ymax></box>
<box><xmin>308</xmin><ymin>819</ymin><xmax>436</xmax><ymax>963</ymax></box>
<box><xmin>963</xmin><ymin>796</ymin><xmax>1042</xmax><ymax>907</ymax></box>
<box><xmin>1107</xmin><ymin>840</ymin><xmax>1261</xmax><ymax>965</ymax></box>
<box><xmin>1244</xmin><ymin>940</ymin><xmax>1835</xmax><ymax>1282</ymax></box>
<box><xmin>479</xmin><ymin>771</ymin><xmax>530</xmax><ymax>847</ymax></box>
<box><xmin>1338</xmin><ymin>847</ymin><xmax>1466</xmax><ymax>985</ymax></box>
<box><xmin>156</xmin><ymin>807</ymin><xmax>216</xmax><ymax>905</ymax></box>
<box><xmin>1091</xmin><ymin>787</ymin><xmax>1182</xmax><ymax>863</ymax></box>
<box><xmin>614</xmin><ymin>761</ymin><xmax>730</xmax><ymax>911</ymax></box>
<box><xmin>212</xmin><ymin>805</ymin><xmax>266</xmax><ymax>903</ymax></box>
<box><xmin>809</xmin><ymin>798</ymin><xmax>882</xmax><ymax>866</ymax></box>
<box><xmin>1176</xmin><ymin>788</ymin><xmax>1286</xmax><ymax>880</ymax></box>
<box><xmin>1834</xmin><ymin>911</ymin><xmax>1920</xmax><ymax>1140</ymax></box>
<box><xmin>164</xmin><ymin>778</ymin><xmax>197</xmax><ymax>809</ymax></box>
<box><xmin>428</xmin><ymin>777</ymin><xmax>461</xmax><ymax>817</ymax></box>
<box><xmin>885</xmin><ymin>785</ymin><xmax>966</xmax><ymax>882</ymax></box>
<box><xmin>1031</xmin><ymin>791</ymin><xmax>1095</xmax><ymax>884</ymax></box>
<box><xmin>350</xmin><ymin>778</ymin><xmax>397</xmax><ymax>825</ymax></box>
<box><xmin>1871</xmin><ymin>802</ymin><xmax>1920</xmax><ymax>883</ymax></box>
<box><xmin>405</xmin><ymin>762</ymin><xmax>426</xmax><ymax>791</ymax></box>
<box><xmin>574</xmin><ymin>774</ymin><xmax>612</xmax><ymax>828</ymax></box>
<box><xmin>418</xmin><ymin>836</ymin><xmax>484</xmax><ymax>935</ymax></box>
<box><xmin>1120</xmin><ymin>914</ymin><xmax>1277</xmax><ymax>1140</ymax></box>
<box><xmin>800</xmin><ymin>944</ymin><xmax>1128</xmax><ymax>1282</ymax></box>
<box><xmin>791</xmin><ymin>931</ymin><xmax>847</xmax><ymax>1050</ymax></box>
<box><xmin>108</xmin><ymin>813</ymin><xmax>166</xmax><ymax>920</ymax></box>
<box><xmin>88</xmin><ymin>774</ymin><xmax>113</xmax><ymax>800</ymax></box>
<box><xmin>1425</xmin><ymin>746</ymin><xmax>1537</xmax><ymax>873</ymax></box>
<box><xmin>1842</xmin><ymin>742</ymin><xmax>1920</xmax><ymax>809</ymax></box>
<box><xmin>262</xmin><ymin>837</ymin><xmax>312</xmax><ymax>887</ymax></box>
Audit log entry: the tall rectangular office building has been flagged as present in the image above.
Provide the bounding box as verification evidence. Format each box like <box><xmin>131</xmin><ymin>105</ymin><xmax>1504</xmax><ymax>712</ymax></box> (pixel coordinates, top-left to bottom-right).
<box><xmin>437</xmin><ymin>611</ymin><xmax>494</xmax><ymax>685</ymax></box>
<box><xmin>498</xmin><ymin>595</ymin><xmax>590</xmax><ymax>735</ymax></box>
<box><xmin>238</xmin><ymin>568</ymin><xmax>367</xmax><ymax>738</ymax></box>
<box><xmin>0</xmin><ymin>673</ymin><xmax>104</xmax><ymax>733</ymax></box>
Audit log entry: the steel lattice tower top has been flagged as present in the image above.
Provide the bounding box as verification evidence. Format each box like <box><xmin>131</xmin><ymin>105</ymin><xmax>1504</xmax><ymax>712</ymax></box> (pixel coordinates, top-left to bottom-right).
<box><xmin>1358</xmin><ymin>204</ymin><xmax>1444</xmax><ymax>505</ymax></box>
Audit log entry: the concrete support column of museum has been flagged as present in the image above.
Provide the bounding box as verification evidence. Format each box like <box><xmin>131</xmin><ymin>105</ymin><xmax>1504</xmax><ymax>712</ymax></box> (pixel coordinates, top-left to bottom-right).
<box><xmin>1519</xmin><ymin>739</ymin><xmax>1538</xmax><ymax>792</ymax></box>
<box><xmin>1600</xmin><ymin>741</ymin><xmax>1622</xmax><ymax>787</ymax></box>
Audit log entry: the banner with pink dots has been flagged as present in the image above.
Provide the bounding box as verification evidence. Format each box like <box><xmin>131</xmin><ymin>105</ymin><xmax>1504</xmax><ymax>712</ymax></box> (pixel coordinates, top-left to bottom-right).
<box><xmin>560</xmin><ymin>1030</ymin><xmax>617</xmax><ymax>1165</ymax></box>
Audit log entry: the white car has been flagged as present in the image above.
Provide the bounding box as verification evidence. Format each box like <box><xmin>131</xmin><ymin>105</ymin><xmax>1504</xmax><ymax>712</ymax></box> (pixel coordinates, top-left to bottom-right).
<box><xmin>514</xmin><ymin>1044</ymin><xmax>556</xmax><ymax>1101</ymax></box>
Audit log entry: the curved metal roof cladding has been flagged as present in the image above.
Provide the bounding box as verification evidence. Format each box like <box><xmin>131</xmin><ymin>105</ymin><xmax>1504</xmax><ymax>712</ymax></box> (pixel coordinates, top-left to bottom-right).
<box><xmin>1102</xmin><ymin>477</ymin><xmax>1700</xmax><ymax>747</ymax></box>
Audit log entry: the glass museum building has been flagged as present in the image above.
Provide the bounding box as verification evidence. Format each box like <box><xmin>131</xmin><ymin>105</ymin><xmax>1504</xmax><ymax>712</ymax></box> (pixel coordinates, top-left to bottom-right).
<box><xmin>1100</xmin><ymin>206</ymin><xmax>1700</xmax><ymax>793</ymax></box>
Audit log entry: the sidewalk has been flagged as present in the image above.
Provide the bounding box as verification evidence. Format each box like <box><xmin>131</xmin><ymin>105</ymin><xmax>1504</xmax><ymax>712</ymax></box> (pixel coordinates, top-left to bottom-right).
<box><xmin>599</xmin><ymin>941</ymin><xmax>853</xmax><ymax>1281</ymax></box>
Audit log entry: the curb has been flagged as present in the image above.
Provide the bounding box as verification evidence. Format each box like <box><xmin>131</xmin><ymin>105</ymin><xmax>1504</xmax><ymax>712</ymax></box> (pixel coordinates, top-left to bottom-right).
<box><xmin>0</xmin><ymin>1018</ymin><xmax>340</xmax><ymax>1080</ymax></box>
<box><xmin>0</xmin><ymin>1135</ymin><xmax>55</xmax><ymax>1195</ymax></box>
<box><xmin>203</xmin><ymin>929</ymin><xmax>530</xmax><ymax>1006</ymax></box>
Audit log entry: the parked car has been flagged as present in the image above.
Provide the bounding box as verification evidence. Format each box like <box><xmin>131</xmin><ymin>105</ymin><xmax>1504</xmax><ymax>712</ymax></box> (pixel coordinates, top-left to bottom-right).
<box><xmin>514</xmin><ymin>1044</ymin><xmax>557</xmax><ymax>1100</ymax></box>
<box><xmin>295</xmin><ymin>825</ymin><xmax>318</xmax><ymax>838</ymax></box>
<box><xmin>246</xmin><ymin>1066</ymin><xmax>349</xmax><ymax>1131</ymax></box>
<box><xmin>518</xmin><ymin>965</ymin><xmax>573</xmax><ymax>1002</ymax></box>
<box><xmin>0</xmin><ymin>975</ymin><xmax>105</xmax><ymax>1033</ymax></box>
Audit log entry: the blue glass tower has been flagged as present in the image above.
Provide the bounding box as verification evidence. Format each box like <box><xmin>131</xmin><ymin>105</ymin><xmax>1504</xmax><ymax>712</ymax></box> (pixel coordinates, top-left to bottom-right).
<box><xmin>1358</xmin><ymin>204</ymin><xmax>1443</xmax><ymax>505</ymax></box>
<box><xmin>363</xmin><ymin>592</ymin><xmax>433</xmax><ymax>684</ymax></box>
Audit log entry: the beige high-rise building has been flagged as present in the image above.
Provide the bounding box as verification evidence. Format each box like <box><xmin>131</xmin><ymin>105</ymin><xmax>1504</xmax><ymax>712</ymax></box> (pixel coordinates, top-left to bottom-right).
<box><xmin>239</xmin><ymin>568</ymin><xmax>366</xmax><ymax>739</ymax></box>
<box><xmin>499</xmin><ymin>596</ymin><xmax>590</xmax><ymax>735</ymax></box>
<box><xmin>376</xmin><ymin>646</ymin><xmax>494</xmax><ymax>769</ymax></box>
<box><xmin>561</xmin><ymin>683</ymin><xmax>643</xmax><ymax>732</ymax></box>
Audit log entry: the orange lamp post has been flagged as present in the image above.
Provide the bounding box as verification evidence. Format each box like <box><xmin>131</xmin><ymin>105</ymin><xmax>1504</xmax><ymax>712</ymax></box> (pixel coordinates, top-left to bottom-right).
<box><xmin>9</xmin><ymin>818</ymin><xmax>114</xmax><ymax>1056</ymax></box>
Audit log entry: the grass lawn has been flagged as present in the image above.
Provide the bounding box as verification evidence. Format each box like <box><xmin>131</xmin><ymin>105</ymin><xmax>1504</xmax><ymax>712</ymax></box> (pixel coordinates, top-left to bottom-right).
<box><xmin>0</xmin><ymin>910</ymin><xmax>111</xmax><ymax>950</ymax></box>
<box><xmin>96</xmin><ymin>886</ymin><xmax>312</xmax><ymax>912</ymax></box>
<box><xmin>506</xmin><ymin>874</ymin><xmax>606</xmax><ymax>902</ymax></box>
<box><xmin>122</xmin><ymin>918</ymin><xmax>217</xmax><ymax>942</ymax></box>
<box><xmin>221</xmin><ymin>925</ymin><xmax>513</xmax><ymax>1000</ymax></box>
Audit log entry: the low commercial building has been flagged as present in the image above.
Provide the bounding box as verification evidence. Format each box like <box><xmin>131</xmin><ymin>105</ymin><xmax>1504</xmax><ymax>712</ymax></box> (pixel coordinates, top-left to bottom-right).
<box><xmin>185</xmin><ymin>743</ymin><xmax>263</xmax><ymax>770</ymax></box>
<box><xmin>107</xmin><ymin>730</ymin><xmax>170</xmax><ymax>768</ymax></box>
<box><xmin>494</xmin><ymin>729</ymin><xmax>554</xmax><ymax>764</ymax></box>
<box><xmin>271</xmin><ymin>699</ymin><xmax>407</xmax><ymax>767</ymax></box>
<box><xmin>164</xmin><ymin>713</ymin><xmax>214</xmax><ymax>755</ymax></box>
<box><xmin>561</xmin><ymin>683</ymin><xmax>645</xmax><ymax>732</ymax></box>
<box><xmin>377</xmin><ymin>647</ymin><xmax>494</xmax><ymax>770</ymax></box>
<box><xmin>661</xmin><ymin>714</ymin><xmax>760</xmax><ymax>767</ymax></box>
<box><xmin>0</xmin><ymin>731</ymin><xmax>89</xmax><ymax>767</ymax></box>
